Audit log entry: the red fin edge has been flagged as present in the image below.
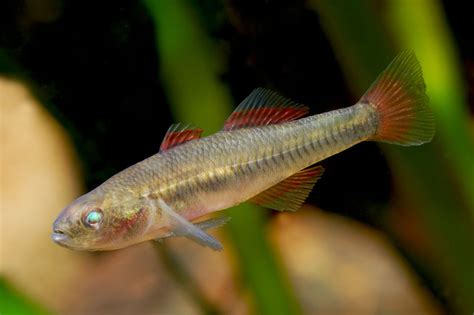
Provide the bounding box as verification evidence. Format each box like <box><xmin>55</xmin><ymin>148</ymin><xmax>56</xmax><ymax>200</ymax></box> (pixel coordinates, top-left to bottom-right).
<box><xmin>224</xmin><ymin>88</ymin><xmax>309</xmax><ymax>130</ymax></box>
<box><xmin>250</xmin><ymin>165</ymin><xmax>324</xmax><ymax>211</ymax></box>
<box><xmin>361</xmin><ymin>51</ymin><xmax>435</xmax><ymax>146</ymax></box>
<box><xmin>160</xmin><ymin>123</ymin><xmax>203</xmax><ymax>151</ymax></box>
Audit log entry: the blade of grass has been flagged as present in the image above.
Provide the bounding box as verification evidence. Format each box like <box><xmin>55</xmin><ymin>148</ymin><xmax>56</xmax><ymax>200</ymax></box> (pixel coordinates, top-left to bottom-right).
<box><xmin>0</xmin><ymin>278</ymin><xmax>50</xmax><ymax>315</ymax></box>
<box><xmin>385</xmin><ymin>0</ymin><xmax>474</xmax><ymax>219</ymax></box>
<box><xmin>310</xmin><ymin>0</ymin><xmax>474</xmax><ymax>314</ymax></box>
<box><xmin>143</xmin><ymin>1</ymin><xmax>301</xmax><ymax>314</ymax></box>
<box><xmin>142</xmin><ymin>0</ymin><xmax>230</xmax><ymax>133</ymax></box>
<box><xmin>153</xmin><ymin>243</ymin><xmax>222</xmax><ymax>315</ymax></box>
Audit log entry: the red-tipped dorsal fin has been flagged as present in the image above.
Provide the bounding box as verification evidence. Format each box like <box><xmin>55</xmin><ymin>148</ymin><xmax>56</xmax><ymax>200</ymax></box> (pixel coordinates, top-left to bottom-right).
<box><xmin>223</xmin><ymin>88</ymin><xmax>309</xmax><ymax>131</ymax></box>
<box><xmin>250</xmin><ymin>165</ymin><xmax>324</xmax><ymax>211</ymax></box>
<box><xmin>361</xmin><ymin>50</ymin><xmax>435</xmax><ymax>146</ymax></box>
<box><xmin>160</xmin><ymin>123</ymin><xmax>203</xmax><ymax>151</ymax></box>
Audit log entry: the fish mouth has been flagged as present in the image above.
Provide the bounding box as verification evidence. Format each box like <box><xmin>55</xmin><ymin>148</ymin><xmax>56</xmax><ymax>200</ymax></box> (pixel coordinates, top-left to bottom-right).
<box><xmin>51</xmin><ymin>227</ymin><xmax>95</xmax><ymax>251</ymax></box>
<box><xmin>51</xmin><ymin>228</ymin><xmax>72</xmax><ymax>247</ymax></box>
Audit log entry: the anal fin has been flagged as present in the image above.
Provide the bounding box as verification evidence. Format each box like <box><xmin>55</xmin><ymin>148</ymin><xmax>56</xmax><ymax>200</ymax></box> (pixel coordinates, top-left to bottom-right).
<box><xmin>250</xmin><ymin>165</ymin><xmax>324</xmax><ymax>211</ymax></box>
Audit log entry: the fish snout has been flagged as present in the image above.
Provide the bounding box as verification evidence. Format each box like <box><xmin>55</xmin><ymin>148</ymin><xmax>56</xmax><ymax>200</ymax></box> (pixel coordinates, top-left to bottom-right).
<box><xmin>52</xmin><ymin>217</ymin><xmax>71</xmax><ymax>245</ymax></box>
<box><xmin>52</xmin><ymin>206</ymin><xmax>74</xmax><ymax>246</ymax></box>
<box><xmin>51</xmin><ymin>228</ymin><xmax>69</xmax><ymax>244</ymax></box>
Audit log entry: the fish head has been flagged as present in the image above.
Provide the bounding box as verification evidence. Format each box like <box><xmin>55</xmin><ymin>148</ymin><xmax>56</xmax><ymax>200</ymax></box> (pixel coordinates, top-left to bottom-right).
<box><xmin>52</xmin><ymin>188</ymin><xmax>151</xmax><ymax>251</ymax></box>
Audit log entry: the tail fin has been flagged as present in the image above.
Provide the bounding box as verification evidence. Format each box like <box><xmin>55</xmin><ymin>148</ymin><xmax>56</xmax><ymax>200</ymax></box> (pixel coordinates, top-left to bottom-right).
<box><xmin>361</xmin><ymin>50</ymin><xmax>435</xmax><ymax>146</ymax></box>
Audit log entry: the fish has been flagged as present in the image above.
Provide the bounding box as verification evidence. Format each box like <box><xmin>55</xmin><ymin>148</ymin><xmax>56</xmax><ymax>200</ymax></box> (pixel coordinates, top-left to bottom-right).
<box><xmin>52</xmin><ymin>51</ymin><xmax>435</xmax><ymax>251</ymax></box>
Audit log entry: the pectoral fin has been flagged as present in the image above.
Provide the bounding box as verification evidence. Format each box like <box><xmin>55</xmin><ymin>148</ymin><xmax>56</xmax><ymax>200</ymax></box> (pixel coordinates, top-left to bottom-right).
<box><xmin>162</xmin><ymin>216</ymin><xmax>231</xmax><ymax>238</ymax></box>
<box><xmin>194</xmin><ymin>216</ymin><xmax>231</xmax><ymax>231</ymax></box>
<box><xmin>157</xmin><ymin>199</ymin><xmax>224</xmax><ymax>250</ymax></box>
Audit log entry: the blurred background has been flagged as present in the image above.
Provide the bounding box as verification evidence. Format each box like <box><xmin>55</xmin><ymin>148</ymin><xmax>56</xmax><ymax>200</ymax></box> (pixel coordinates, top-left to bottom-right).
<box><xmin>1</xmin><ymin>0</ymin><xmax>473</xmax><ymax>314</ymax></box>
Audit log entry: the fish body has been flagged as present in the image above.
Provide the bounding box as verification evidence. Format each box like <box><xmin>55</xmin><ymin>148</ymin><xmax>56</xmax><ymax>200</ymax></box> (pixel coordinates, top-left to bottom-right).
<box><xmin>52</xmin><ymin>51</ymin><xmax>435</xmax><ymax>251</ymax></box>
<box><xmin>108</xmin><ymin>103</ymin><xmax>375</xmax><ymax>218</ymax></box>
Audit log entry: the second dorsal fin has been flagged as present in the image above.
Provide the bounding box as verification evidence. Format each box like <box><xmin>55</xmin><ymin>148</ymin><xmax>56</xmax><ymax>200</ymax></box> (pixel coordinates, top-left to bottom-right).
<box><xmin>250</xmin><ymin>165</ymin><xmax>324</xmax><ymax>211</ymax></box>
<box><xmin>223</xmin><ymin>88</ymin><xmax>309</xmax><ymax>130</ymax></box>
<box><xmin>160</xmin><ymin>123</ymin><xmax>203</xmax><ymax>151</ymax></box>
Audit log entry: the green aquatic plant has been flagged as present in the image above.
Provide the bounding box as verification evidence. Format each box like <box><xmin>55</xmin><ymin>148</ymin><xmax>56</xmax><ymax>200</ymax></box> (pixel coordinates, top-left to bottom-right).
<box><xmin>143</xmin><ymin>0</ymin><xmax>301</xmax><ymax>314</ymax></box>
<box><xmin>0</xmin><ymin>278</ymin><xmax>50</xmax><ymax>315</ymax></box>
<box><xmin>311</xmin><ymin>0</ymin><xmax>474</xmax><ymax>313</ymax></box>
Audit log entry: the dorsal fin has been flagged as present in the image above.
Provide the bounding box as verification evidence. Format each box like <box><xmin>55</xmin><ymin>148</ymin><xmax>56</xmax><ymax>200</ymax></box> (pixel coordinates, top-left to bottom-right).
<box><xmin>223</xmin><ymin>88</ymin><xmax>309</xmax><ymax>130</ymax></box>
<box><xmin>160</xmin><ymin>123</ymin><xmax>203</xmax><ymax>151</ymax></box>
<box><xmin>250</xmin><ymin>165</ymin><xmax>324</xmax><ymax>211</ymax></box>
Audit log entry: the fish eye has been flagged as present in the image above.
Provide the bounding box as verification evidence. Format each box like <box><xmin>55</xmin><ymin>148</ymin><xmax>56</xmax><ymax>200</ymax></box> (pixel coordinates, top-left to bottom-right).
<box><xmin>83</xmin><ymin>209</ymin><xmax>103</xmax><ymax>229</ymax></box>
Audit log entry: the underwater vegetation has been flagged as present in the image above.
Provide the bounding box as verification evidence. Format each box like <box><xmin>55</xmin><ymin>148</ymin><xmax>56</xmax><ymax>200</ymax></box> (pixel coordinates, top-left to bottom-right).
<box><xmin>1</xmin><ymin>0</ymin><xmax>473</xmax><ymax>314</ymax></box>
